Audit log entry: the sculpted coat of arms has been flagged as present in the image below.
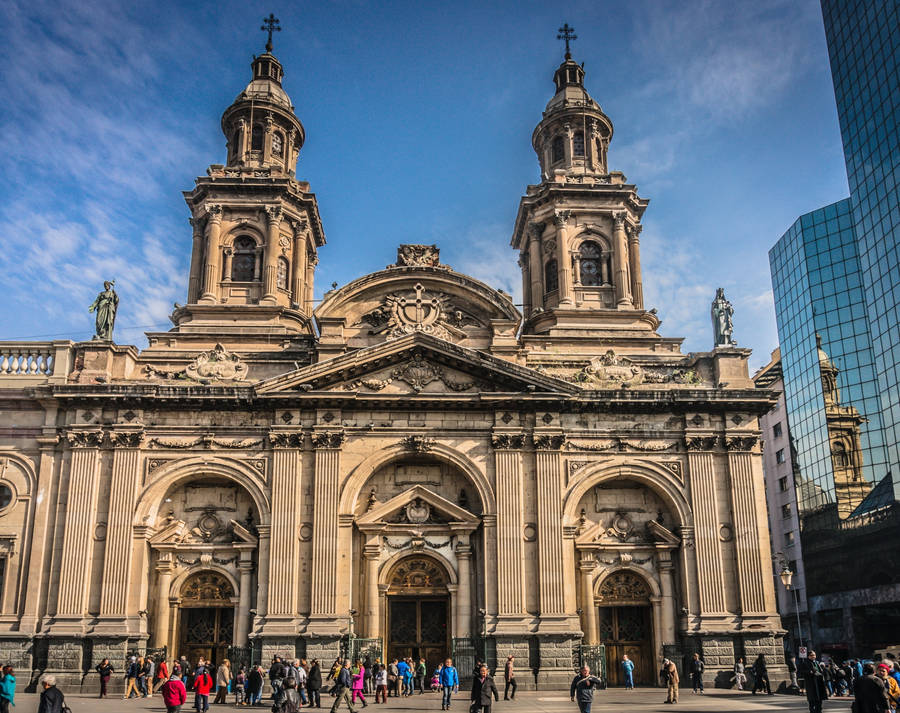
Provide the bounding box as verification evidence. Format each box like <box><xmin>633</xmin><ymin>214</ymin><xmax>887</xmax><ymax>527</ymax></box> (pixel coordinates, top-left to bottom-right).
<box><xmin>360</xmin><ymin>283</ymin><xmax>480</xmax><ymax>342</ymax></box>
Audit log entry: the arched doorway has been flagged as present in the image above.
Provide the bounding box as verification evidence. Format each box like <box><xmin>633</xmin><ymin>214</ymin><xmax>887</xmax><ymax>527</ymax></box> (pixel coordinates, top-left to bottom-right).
<box><xmin>178</xmin><ymin>571</ymin><xmax>236</xmax><ymax>666</ymax></box>
<box><xmin>385</xmin><ymin>556</ymin><xmax>450</xmax><ymax>673</ymax></box>
<box><xmin>597</xmin><ymin>571</ymin><xmax>653</xmax><ymax>686</ymax></box>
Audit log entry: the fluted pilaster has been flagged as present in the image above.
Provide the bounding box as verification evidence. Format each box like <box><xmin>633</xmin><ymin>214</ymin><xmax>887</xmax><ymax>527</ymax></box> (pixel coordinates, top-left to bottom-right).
<box><xmin>493</xmin><ymin>439</ymin><xmax>526</xmax><ymax>615</ymax></box>
<box><xmin>535</xmin><ymin>438</ymin><xmax>566</xmax><ymax>615</ymax></box>
<box><xmin>310</xmin><ymin>432</ymin><xmax>344</xmax><ymax>621</ymax></box>
<box><xmin>267</xmin><ymin>443</ymin><xmax>302</xmax><ymax>618</ymax></box>
<box><xmin>686</xmin><ymin>440</ymin><xmax>727</xmax><ymax>614</ymax></box>
<box><xmin>726</xmin><ymin>442</ymin><xmax>768</xmax><ymax>615</ymax></box>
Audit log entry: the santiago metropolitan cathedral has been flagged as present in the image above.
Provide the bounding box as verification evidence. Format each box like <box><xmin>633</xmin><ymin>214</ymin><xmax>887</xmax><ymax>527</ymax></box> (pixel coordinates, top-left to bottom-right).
<box><xmin>0</xmin><ymin>29</ymin><xmax>786</xmax><ymax>690</ymax></box>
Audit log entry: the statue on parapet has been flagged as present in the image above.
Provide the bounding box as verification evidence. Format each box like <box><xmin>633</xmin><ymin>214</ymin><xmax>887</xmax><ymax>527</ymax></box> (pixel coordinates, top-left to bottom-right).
<box><xmin>89</xmin><ymin>280</ymin><xmax>118</xmax><ymax>341</ymax></box>
<box><xmin>711</xmin><ymin>287</ymin><xmax>736</xmax><ymax>347</ymax></box>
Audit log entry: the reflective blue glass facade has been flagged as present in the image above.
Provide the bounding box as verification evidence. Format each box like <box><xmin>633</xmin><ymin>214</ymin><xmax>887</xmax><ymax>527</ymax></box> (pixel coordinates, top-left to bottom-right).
<box><xmin>822</xmin><ymin>0</ymin><xmax>900</xmax><ymax>483</ymax></box>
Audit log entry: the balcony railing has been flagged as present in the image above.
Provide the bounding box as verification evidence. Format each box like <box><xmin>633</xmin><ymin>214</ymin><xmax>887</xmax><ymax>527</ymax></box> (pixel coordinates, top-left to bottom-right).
<box><xmin>0</xmin><ymin>341</ymin><xmax>73</xmax><ymax>383</ymax></box>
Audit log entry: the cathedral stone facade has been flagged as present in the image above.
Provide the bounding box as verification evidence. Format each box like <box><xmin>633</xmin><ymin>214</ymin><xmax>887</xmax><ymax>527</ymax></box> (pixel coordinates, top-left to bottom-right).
<box><xmin>0</xmin><ymin>42</ymin><xmax>786</xmax><ymax>690</ymax></box>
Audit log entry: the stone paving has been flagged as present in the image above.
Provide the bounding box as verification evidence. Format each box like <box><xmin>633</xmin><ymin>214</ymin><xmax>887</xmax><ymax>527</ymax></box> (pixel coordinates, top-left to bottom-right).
<box><xmin>2</xmin><ymin>689</ymin><xmax>856</xmax><ymax>713</ymax></box>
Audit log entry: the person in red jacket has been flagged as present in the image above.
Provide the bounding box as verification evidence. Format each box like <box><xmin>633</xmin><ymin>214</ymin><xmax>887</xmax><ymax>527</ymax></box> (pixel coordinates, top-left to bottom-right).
<box><xmin>160</xmin><ymin>674</ymin><xmax>187</xmax><ymax>713</ymax></box>
<box><xmin>192</xmin><ymin>667</ymin><xmax>214</xmax><ymax>713</ymax></box>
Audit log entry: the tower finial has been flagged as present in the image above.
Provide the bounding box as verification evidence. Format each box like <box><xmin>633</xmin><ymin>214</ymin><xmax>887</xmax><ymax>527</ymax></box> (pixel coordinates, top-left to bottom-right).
<box><xmin>261</xmin><ymin>13</ymin><xmax>281</xmax><ymax>53</ymax></box>
<box><xmin>557</xmin><ymin>23</ymin><xmax>577</xmax><ymax>60</ymax></box>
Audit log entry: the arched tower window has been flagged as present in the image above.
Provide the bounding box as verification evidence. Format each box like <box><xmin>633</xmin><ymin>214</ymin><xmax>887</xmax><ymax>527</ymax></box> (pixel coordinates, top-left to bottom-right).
<box><xmin>231</xmin><ymin>129</ymin><xmax>241</xmax><ymax>159</ymax></box>
<box><xmin>277</xmin><ymin>256</ymin><xmax>289</xmax><ymax>289</ymax></box>
<box><xmin>545</xmin><ymin>259</ymin><xmax>559</xmax><ymax>293</ymax></box>
<box><xmin>579</xmin><ymin>241</ymin><xmax>603</xmax><ymax>286</ymax></box>
<box><xmin>272</xmin><ymin>132</ymin><xmax>284</xmax><ymax>157</ymax></box>
<box><xmin>832</xmin><ymin>441</ymin><xmax>849</xmax><ymax>468</ymax></box>
<box><xmin>251</xmin><ymin>124</ymin><xmax>264</xmax><ymax>151</ymax></box>
<box><xmin>232</xmin><ymin>236</ymin><xmax>257</xmax><ymax>282</ymax></box>
<box><xmin>551</xmin><ymin>136</ymin><xmax>565</xmax><ymax>163</ymax></box>
<box><xmin>573</xmin><ymin>131</ymin><xmax>585</xmax><ymax>157</ymax></box>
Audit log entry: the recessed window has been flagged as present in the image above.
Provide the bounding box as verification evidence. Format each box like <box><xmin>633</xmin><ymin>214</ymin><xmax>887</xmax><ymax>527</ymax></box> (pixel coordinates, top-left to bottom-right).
<box><xmin>277</xmin><ymin>257</ymin><xmax>289</xmax><ymax>290</ymax></box>
<box><xmin>773</xmin><ymin>422</ymin><xmax>783</xmax><ymax>438</ymax></box>
<box><xmin>232</xmin><ymin>236</ymin><xmax>257</xmax><ymax>282</ymax></box>
<box><xmin>776</xmin><ymin>448</ymin><xmax>786</xmax><ymax>464</ymax></box>
<box><xmin>272</xmin><ymin>132</ymin><xmax>284</xmax><ymax>157</ymax></box>
<box><xmin>579</xmin><ymin>241</ymin><xmax>609</xmax><ymax>286</ymax></box>
<box><xmin>551</xmin><ymin>136</ymin><xmax>565</xmax><ymax>163</ymax></box>
<box><xmin>778</xmin><ymin>476</ymin><xmax>789</xmax><ymax>492</ymax></box>
<box><xmin>251</xmin><ymin>124</ymin><xmax>264</xmax><ymax>151</ymax></box>
<box><xmin>573</xmin><ymin>131</ymin><xmax>585</xmax><ymax>157</ymax></box>
<box><xmin>0</xmin><ymin>485</ymin><xmax>11</xmax><ymax>510</ymax></box>
<box><xmin>784</xmin><ymin>530</ymin><xmax>795</xmax><ymax>547</ymax></box>
<box><xmin>781</xmin><ymin>503</ymin><xmax>792</xmax><ymax>519</ymax></box>
<box><xmin>545</xmin><ymin>259</ymin><xmax>559</xmax><ymax>293</ymax></box>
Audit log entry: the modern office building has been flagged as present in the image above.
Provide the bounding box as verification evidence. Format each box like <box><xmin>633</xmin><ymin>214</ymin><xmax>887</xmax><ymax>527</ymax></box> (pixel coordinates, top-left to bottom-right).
<box><xmin>753</xmin><ymin>350</ymin><xmax>809</xmax><ymax>655</ymax></box>
<box><xmin>767</xmin><ymin>0</ymin><xmax>900</xmax><ymax>654</ymax></box>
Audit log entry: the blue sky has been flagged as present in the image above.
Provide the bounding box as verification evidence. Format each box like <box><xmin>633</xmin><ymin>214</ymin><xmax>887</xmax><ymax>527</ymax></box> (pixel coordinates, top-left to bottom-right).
<box><xmin>0</xmin><ymin>0</ymin><xmax>850</xmax><ymax>369</ymax></box>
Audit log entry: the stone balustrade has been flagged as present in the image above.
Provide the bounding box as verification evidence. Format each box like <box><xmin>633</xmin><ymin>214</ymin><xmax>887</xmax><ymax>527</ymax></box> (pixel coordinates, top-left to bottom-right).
<box><xmin>0</xmin><ymin>341</ymin><xmax>73</xmax><ymax>382</ymax></box>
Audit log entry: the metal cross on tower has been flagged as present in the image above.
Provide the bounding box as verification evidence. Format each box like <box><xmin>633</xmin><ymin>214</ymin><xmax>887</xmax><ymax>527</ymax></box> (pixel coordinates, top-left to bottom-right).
<box><xmin>557</xmin><ymin>23</ymin><xmax>577</xmax><ymax>60</ymax></box>
<box><xmin>261</xmin><ymin>13</ymin><xmax>281</xmax><ymax>52</ymax></box>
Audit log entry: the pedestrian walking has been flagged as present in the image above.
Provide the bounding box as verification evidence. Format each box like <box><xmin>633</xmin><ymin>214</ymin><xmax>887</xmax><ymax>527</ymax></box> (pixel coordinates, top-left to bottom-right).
<box><xmin>752</xmin><ymin>654</ymin><xmax>772</xmax><ymax>695</ymax></box>
<box><xmin>192</xmin><ymin>666</ymin><xmax>214</xmax><ymax>713</ymax></box>
<box><xmin>270</xmin><ymin>656</ymin><xmax>287</xmax><ymax>703</ymax></box>
<box><xmin>787</xmin><ymin>656</ymin><xmax>798</xmax><ymax>690</ymax></box>
<box><xmin>799</xmin><ymin>651</ymin><xmax>829</xmax><ymax>713</ymax></box>
<box><xmin>281</xmin><ymin>677</ymin><xmax>302</xmax><ymax>713</ymax></box>
<box><xmin>387</xmin><ymin>659</ymin><xmax>399</xmax><ymax>697</ymax></box>
<box><xmin>146</xmin><ymin>655</ymin><xmax>157</xmax><ymax>696</ymax></box>
<box><xmin>374</xmin><ymin>664</ymin><xmax>387</xmax><ymax>704</ymax></box>
<box><xmin>247</xmin><ymin>665</ymin><xmax>264</xmax><ymax>707</ymax></box>
<box><xmin>308</xmin><ymin>659</ymin><xmax>323</xmax><ymax>708</ymax></box>
<box><xmin>416</xmin><ymin>658</ymin><xmax>427</xmax><ymax>694</ymax></box>
<box><xmin>234</xmin><ymin>667</ymin><xmax>247</xmax><ymax>706</ymax></box>
<box><xmin>96</xmin><ymin>658</ymin><xmax>113</xmax><ymax>698</ymax></box>
<box><xmin>504</xmin><ymin>656</ymin><xmax>517</xmax><ymax>699</ymax></box>
<box><xmin>297</xmin><ymin>659</ymin><xmax>309</xmax><ymax>706</ymax></box>
<box><xmin>161</xmin><ymin>673</ymin><xmax>188</xmax><ymax>713</ymax></box>
<box><xmin>439</xmin><ymin>657</ymin><xmax>459</xmax><ymax>711</ymax></box>
<box><xmin>877</xmin><ymin>664</ymin><xmax>900</xmax><ymax>712</ymax></box>
<box><xmin>661</xmin><ymin>658</ymin><xmax>679</xmax><ymax>704</ymax></box>
<box><xmin>38</xmin><ymin>675</ymin><xmax>65</xmax><ymax>713</ymax></box>
<box><xmin>622</xmin><ymin>654</ymin><xmax>635</xmax><ymax>690</ymax></box>
<box><xmin>570</xmin><ymin>665</ymin><xmax>603</xmax><ymax>713</ymax></box>
<box><xmin>214</xmin><ymin>659</ymin><xmax>232</xmax><ymax>704</ymax></box>
<box><xmin>471</xmin><ymin>664</ymin><xmax>499</xmax><ymax>713</ymax></box>
<box><xmin>351</xmin><ymin>659</ymin><xmax>368</xmax><ymax>707</ymax></box>
<box><xmin>0</xmin><ymin>666</ymin><xmax>15</xmax><ymax>713</ymax></box>
<box><xmin>733</xmin><ymin>657</ymin><xmax>746</xmax><ymax>691</ymax></box>
<box><xmin>690</xmin><ymin>653</ymin><xmax>705</xmax><ymax>693</ymax></box>
<box><xmin>124</xmin><ymin>655</ymin><xmax>141</xmax><ymax>699</ymax></box>
<box><xmin>330</xmin><ymin>660</ymin><xmax>356</xmax><ymax>713</ymax></box>
<box><xmin>137</xmin><ymin>656</ymin><xmax>148</xmax><ymax>697</ymax></box>
<box><xmin>854</xmin><ymin>664</ymin><xmax>889</xmax><ymax>713</ymax></box>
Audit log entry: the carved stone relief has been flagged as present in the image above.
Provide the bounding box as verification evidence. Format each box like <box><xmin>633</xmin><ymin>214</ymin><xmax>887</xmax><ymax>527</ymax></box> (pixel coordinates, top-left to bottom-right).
<box><xmin>358</xmin><ymin>283</ymin><xmax>483</xmax><ymax>341</ymax></box>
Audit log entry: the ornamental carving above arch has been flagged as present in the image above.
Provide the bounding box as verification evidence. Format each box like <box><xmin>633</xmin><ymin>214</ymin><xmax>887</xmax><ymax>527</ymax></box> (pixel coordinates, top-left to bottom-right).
<box><xmin>180</xmin><ymin>572</ymin><xmax>235</xmax><ymax>605</ymax></box>
<box><xmin>387</xmin><ymin>557</ymin><xmax>449</xmax><ymax>594</ymax></box>
<box><xmin>597</xmin><ymin>571</ymin><xmax>651</xmax><ymax>605</ymax></box>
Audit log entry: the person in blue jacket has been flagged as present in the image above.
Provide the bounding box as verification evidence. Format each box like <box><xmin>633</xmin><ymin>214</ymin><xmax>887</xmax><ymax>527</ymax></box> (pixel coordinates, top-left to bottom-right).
<box><xmin>622</xmin><ymin>654</ymin><xmax>635</xmax><ymax>690</ymax></box>
<box><xmin>0</xmin><ymin>665</ymin><xmax>15</xmax><ymax>713</ymax></box>
<box><xmin>396</xmin><ymin>658</ymin><xmax>410</xmax><ymax>696</ymax></box>
<box><xmin>439</xmin><ymin>657</ymin><xmax>459</xmax><ymax>711</ymax></box>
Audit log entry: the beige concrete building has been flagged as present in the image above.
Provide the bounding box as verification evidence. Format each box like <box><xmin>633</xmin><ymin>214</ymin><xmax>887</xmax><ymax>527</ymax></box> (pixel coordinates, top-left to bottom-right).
<box><xmin>0</xmin><ymin>43</ymin><xmax>785</xmax><ymax>690</ymax></box>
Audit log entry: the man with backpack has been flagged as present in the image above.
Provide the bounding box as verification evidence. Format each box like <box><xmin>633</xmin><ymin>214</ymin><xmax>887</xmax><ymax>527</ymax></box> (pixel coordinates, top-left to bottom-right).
<box><xmin>330</xmin><ymin>660</ymin><xmax>356</xmax><ymax>713</ymax></box>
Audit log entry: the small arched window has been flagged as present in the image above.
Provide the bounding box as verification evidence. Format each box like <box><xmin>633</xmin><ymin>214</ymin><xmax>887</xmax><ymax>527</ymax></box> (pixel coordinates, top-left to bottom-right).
<box><xmin>545</xmin><ymin>259</ymin><xmax>559</xmax><ymax>293</ymax></box>
<box><xmin>251</xmin><ymin>124</ymin><xmax>264</xmax><ymax>151</ymax></box>
<box><xmin>272</xmin><ymin>132</ymin><xmax>284</xmax><ymax>157</ymax></box>
<box><xmin>579</xmin><ymin>241</ymin><xmax>603</xmax><ymax>286</ymax></box>
<box><xmin>232</xmin><ymin>236</ymin><xmax>257</xmax><ymax>282</ymax></box>
<box><xmin>232</xmin><ymin>129</ymin><xmax>241</xmax><ymax>158</ymax></box>
<box><xmin>832</xmin><ymin>441</ymin><xmax>849</xmax><ymax>467</ymax></box>
<box><xmin>573</xmin><ymin>131</ymin><xmax>585</xmax><ymax>157</ymax></box>
<box><xmin>277</xmin><ymin>257</ymin><xmax>289</xmax><ymax>290</ymax></box>
<box><xmin>551</xmin><ymin>136</ymin><xmax>565</xmax><ymax>163</ymax></box>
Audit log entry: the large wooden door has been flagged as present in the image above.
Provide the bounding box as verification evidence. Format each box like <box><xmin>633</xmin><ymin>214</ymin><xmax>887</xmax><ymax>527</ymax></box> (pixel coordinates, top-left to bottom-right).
<box><xmin>179</xmin><ymin>606</ymin><xmax>234</xmax><ymax>666</ymax></box>
<box><xmin>599</xmin><ymin>606</ymin><xmax>652</xmax><ymax>686</ymax></box>
<box><xmin>388</xmin><ymin>597</ymin><xmax>448</xmax><ymax>673</ymax></box>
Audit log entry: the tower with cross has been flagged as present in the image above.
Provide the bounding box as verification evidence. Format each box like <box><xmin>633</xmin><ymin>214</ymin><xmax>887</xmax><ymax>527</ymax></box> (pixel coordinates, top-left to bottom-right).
<box><xmin>557</xmin><ymin>23</ymin><xmax>577</xmax><ymax>60</ymax></box>
<box><xmin>261</xmin><ymin>13</ymin><xmax>281</xmax><ymax>53</ymax></box>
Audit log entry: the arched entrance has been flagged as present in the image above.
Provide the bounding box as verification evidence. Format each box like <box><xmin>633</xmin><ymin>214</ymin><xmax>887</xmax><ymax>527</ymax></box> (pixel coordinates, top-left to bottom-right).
<box><xmin>385</xmin><ymin>556</ymin><xmax>450</xmax><ymax>673</ymax></box>
<box><xmin>178</xmin><ymin>571</ymin><xmax>236</xmax><ymax>666</ymax></box>
<box><xmin>597</xmin><ymin>571</ymin><xmax>653</xmax><ymax>686</ymax></box>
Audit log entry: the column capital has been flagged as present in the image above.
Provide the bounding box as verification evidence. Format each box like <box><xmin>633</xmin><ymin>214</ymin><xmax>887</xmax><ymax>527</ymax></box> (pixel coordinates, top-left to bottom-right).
<box><xmin>534</xmin><ymin>433</ymin><xmax>567</xmax><ymax>451</ymax></box>
<box><xmin>455</xmin><ymin>543</ymin><xmax>472</xmax><ymax>559</ymax></box>
<box><xmin>64</xmin><ymin>429</ymin><xmax>104</xmax><ymax>448</ymax></box>
<box><xmin>238</xmin><ymin>559</ymin><xmax>255</xmax><ymax>574</ymax></box>
<box><xmin>156</xmin><ymin>557</ymin><xmax>176</xmax><ymax>574</ymax></box>
<box><xmin>290</xmin><ymin>217</ymin><xmax>309</xmax><ymax>236</ymax></box>
<box><xmin>685</xmin><ymin>434</ymin><xmax>720</xmax><ymax>451</ymax></box>
<box><xmin>491</xmin><ymin>433</ymin><xmax>525</xmax><ymax>450</ymax></box>
<box><xmin>612</xmin><ymin>211</ymin><xmax>626</xmax><ymax>228</ymax></box>
<box><xmin>268</xmin><ymin>431</ymin><xmax>304</xmax><ymax>449</ymax></box>
<box><xmin>554</xmin><ymin>210</ymin><xmax>572</xmax><ymax>226</ymax></box>
<box><xmin>578</xmin><ymin>556</ymin><xmax>598</xmax><ymax>572</ymax></box>
<box><xmin>725</xmin><ymin>435</ymin><xmax>759</xmax><ymax>452</ymax></box>
<box><xmin>527</xmin><ymin>221</ymin><xmax>544</xmax><ymax>241</ymax></box>
<box><xmin>312</xmin><ymin>431</ymin><xmax>345</xmax><ymax>449</ymax></box>
<box><xmin>264</xmin><ymin>205</ymin><xmax>283</xmax><ymax>225</ymax></box>
<box><xmin>109</xmin><ymin>430</ymin><xmax>144</xmax><ymax>449</ymax></box>
<box><xmin>363</xmin><ymin>543</ymin><xmax>382</xmax><ymax>560</ymax></box>
<box><xmin>205</xmin><ymin>203</ymin><xmax>223</xmax><ymax>223</ymax></box>
<box><xmin>626</xmin><ymin>223</ymin><xmax>643</xmax><ymax>240</ymax></box>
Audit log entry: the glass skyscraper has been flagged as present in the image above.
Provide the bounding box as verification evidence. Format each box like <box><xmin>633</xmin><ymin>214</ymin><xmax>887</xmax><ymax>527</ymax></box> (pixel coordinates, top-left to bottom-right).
<box><xmin>766</xmin><ymin>1</ymin><xmax>900</xmax><ymax>656</ymax></box>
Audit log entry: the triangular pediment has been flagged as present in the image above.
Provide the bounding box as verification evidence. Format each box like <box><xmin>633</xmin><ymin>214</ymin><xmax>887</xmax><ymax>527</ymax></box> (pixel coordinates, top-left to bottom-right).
<box><xmin>357</xmin><ymin>484</ymin><xmax>480</xmax><ymax>529</ymax></box>
<box><xmin>256</xmin><ymin>332</ymin><xmax>578</xmax><ymax>395</ymax></box>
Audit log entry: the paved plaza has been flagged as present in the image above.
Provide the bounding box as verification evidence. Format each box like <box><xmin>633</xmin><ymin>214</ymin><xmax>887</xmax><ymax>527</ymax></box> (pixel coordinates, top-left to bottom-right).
<box><xmin>2</xmin><ymin>689</ymin><xmax>856</xmax><ymax>713</ymax></box>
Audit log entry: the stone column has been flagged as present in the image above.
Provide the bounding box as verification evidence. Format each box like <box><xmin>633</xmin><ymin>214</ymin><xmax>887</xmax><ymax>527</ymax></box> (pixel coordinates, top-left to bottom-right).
<box><xmin>236</xmin><ymin>556</ymin><xmax>254</xmax><ymax>646</ymax></box>
<box><xmin>535</xmin><ymin>434</ymin><xmax>566</xmax><ymax>618</ymax></box>
<box><xmin>627</xmin><ymin>224</ymin><xmax>644</xmax><ymax>309</ymax></box>
<box><xmin>290</xmin><ymin>220</ymin><xmax>309</xmax><ymax>311</ymax></box>
<box><xmin>658</xmin><ymin>551</ymin><xmax>677</xmax><ymax>645</ymax></box>
<box><xmin>187</xmin><ymin>217</ymin><xmax>204</xmax><ymax>302</ymax></box>
<box><xmin>222</xmin><ymin>248</ymin><xmax>233</xmax><ymax>282</ymax></box>
<box><xmin>686</xmin><ymin>437</ymin><xmax>727</xmax><ymax>615</ymax></box>
<box><xmin>364</xmin><ymin>541</ymin><xmax>381</xmax><ymax>639</ymax></box>
<box><xmin>573</xmin><ymin>253</ymin><xmax>582</xmax><ymax>286</ymax></box>
<box><xmin>305</xmin><ymin>253</ymin><xmax>318</xmax><ymax>312</ymax></box>
<box><xmin>262</xmin><ymin>205</ymin><xmax>282</xmax><ymax>304</ymax></box>
<box><xmin>266</xmin><ymin>439</ymin><xmax>302</xmax><ymax>623</ymax></box>
<box><xmin>255</xmin><ymin>524</ymin><xmax>271</xmax><ymax>621</ymax></box>
<box><xmin>253</xmin><ymin>247</ymin><xmax>263</xmax><ymax>282</ymax></box>
<box><xmin>612</xmin><ymin>212</ymin><xmax>632</xmax><ymax>308</ymax></box>
<box><xmin>55</xmin><ymin>431</ymin><xmax>103</xmax><ymax>627</ymax></box>
<box><xmin>153</xmin><ymin>555</ymin><xmax>174</xmax><ymax>647</ymax></box>
<box><xmin>518</xmin><ymin>253</ymin><xmax>531</xmax><ymax>317</ymax></box>
<box><xmin>726</xmin><ymin>438</ymin><xmax>771</xmax><ymax>617</ymax></box>
<box><xmin>492</xmin><ymin>437</ymin><xmax>526</xmax><ymax>617</ymax></box>
<box><xmin>455</xmin><ymin>540</ymin><xmax>472</xmax><ymax>638</ymax></box>
<box><xmin>98</xmin><ymin>431</ymin><xmax>143</xmax><ymax>624</ymax></box>
<box><xmin>554</xmin><ymin>211</ymin><xmax>574</xmax><ymax>306</ymax></box>
<box><xmin>200</xmin><ymin>204</ymin><xmax>222</xmax><ymax>303</ymax></box>
<box><xmin>309</xmin><ymin>431</ymin><xmax>345</xmax><ymax>632</ymax></box>
<box><xmin>579</xmin><ymin>557</ymin><xmax>598</xmax><ymax>644</ymax></box>
<box><xmin>528</xmin><ymin>223</ymin><xmax>544</xmax><ymax>314</ymax></box>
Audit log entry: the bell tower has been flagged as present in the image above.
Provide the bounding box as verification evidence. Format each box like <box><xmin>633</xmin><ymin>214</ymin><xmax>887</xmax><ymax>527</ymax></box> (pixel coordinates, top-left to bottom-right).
<box><xmin>511</xmin><ymin>27</ymin><xmax>666</xmax><ymax>352</ymax></box>
<box><xmin>171</xmin><ymin>16</ymin><xmax>325</xmax><ymax>345</ymax></box>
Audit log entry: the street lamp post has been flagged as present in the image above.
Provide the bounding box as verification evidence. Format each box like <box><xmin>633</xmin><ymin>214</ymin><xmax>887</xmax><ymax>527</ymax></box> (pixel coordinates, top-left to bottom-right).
<box><xmin>779</xmin><ymin>566</ymin><xmax>805</xmax><ymax>652</ymax></box>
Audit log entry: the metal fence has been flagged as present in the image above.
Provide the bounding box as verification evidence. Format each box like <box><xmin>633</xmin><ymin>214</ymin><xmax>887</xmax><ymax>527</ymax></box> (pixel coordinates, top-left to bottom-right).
<box><xmin>227</xmin><ymin>645</ymin><xmax>259</xmax><ymax>670</ymax></box>
<box><xmin>574</xmin><ymin>644</ymin><xmax>607</xmax><ymax>685</ymax></box>
<box><xmin>127</xmin><ymin>645</ymin><xmax>168</xmax><ymax>663</ymax></box>
<box><xmin>347</xmin><ymin>636</ymin><xmax>383</xmax><ymax>664</ymax></box>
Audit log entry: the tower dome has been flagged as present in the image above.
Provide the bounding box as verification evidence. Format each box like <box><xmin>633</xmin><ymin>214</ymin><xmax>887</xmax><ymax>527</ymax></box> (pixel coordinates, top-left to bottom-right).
<box><xmin>220</xmin><ymin>31</ymin><xmax>305</xmax><ymax>175</ymax></box>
